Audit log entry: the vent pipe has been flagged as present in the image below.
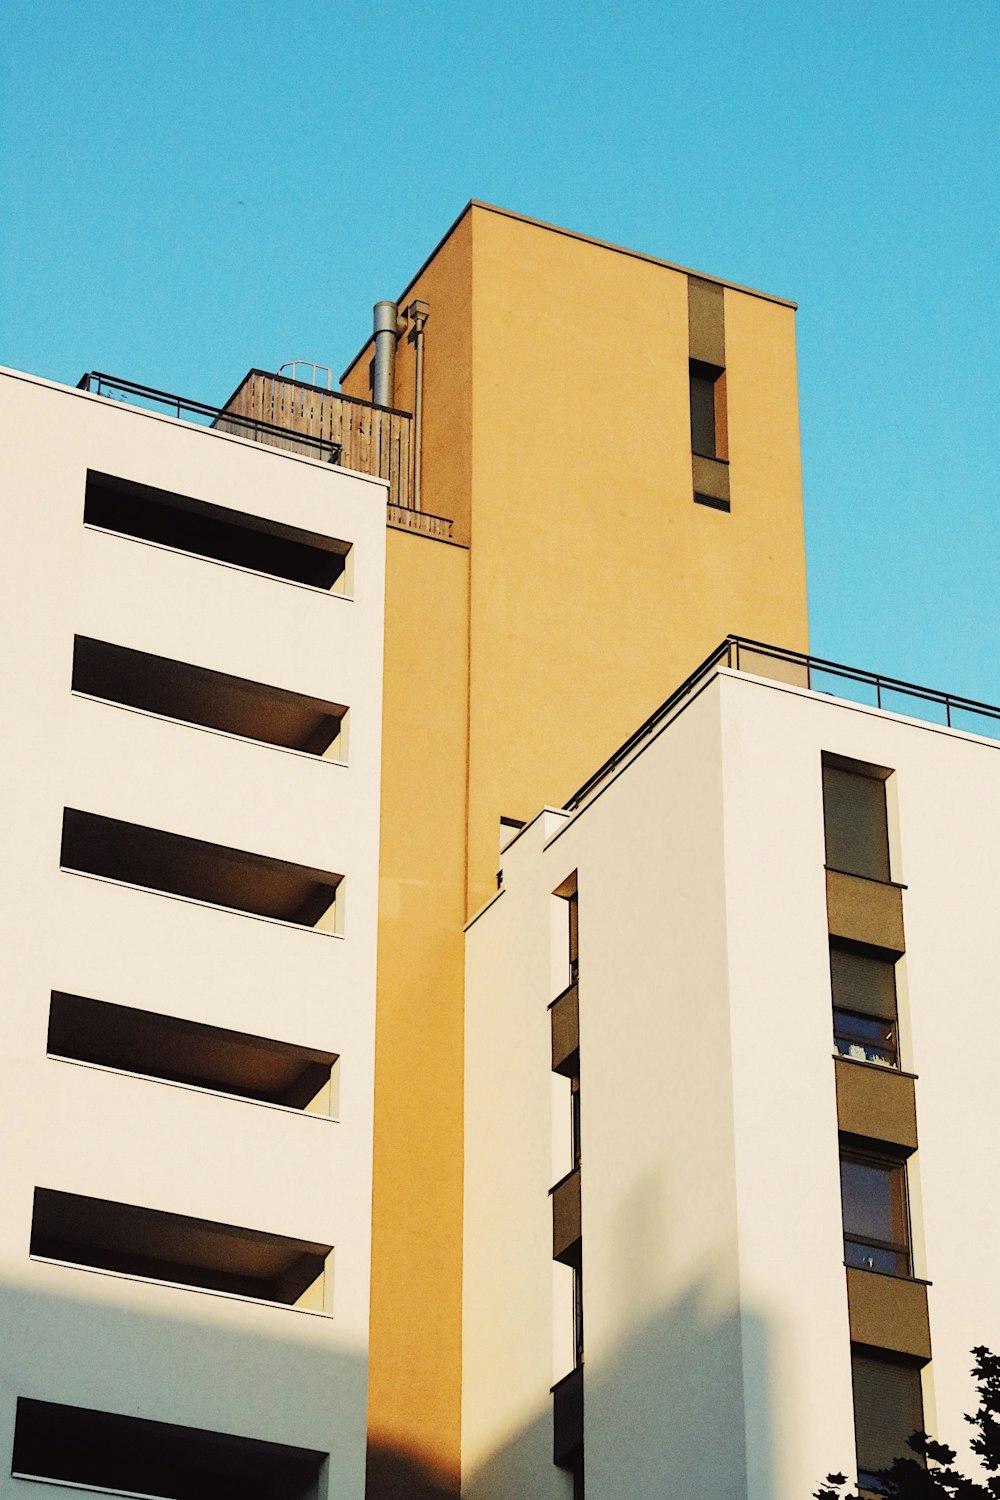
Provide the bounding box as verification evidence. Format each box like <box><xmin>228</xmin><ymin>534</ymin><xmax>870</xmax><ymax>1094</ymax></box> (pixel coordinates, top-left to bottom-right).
<box><xmin>372</xmin><ymin>301</ymin><xmax>400</xmax><ymax>408</ymax></box>
<box><xmin>405</xmin><ymin>300</ymin><xmax>430</xmax><ymax>513</ymax></box>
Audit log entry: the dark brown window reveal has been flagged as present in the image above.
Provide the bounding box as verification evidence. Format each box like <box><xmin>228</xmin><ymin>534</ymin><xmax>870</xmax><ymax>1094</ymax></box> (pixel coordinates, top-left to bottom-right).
<box><xmin>689</xmin><ymin>359</ymin><xmax>724</xmax><ymax>459</ymax></box>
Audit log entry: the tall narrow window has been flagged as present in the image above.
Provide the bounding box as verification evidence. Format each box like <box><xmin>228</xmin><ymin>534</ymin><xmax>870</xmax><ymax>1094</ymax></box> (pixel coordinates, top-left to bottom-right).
<box><xmin>831</xmin><ymin>944</ymin><xmax>899</xmax><ymax>1068</ymax></box>
<box><xmin>689</xmin><ymin>360</ymin><xmax>723</xmax><ymax>458</ymax></box>
<box><xmin>568</xmin><ymin>888</ymin><xmax>579</xmax><ymax>986</ymax></box>
<box><xmin>852</xmin><ymin>1353</ymin><xmax>925</xmax><ymax>1487</ymax></box>
<box><xmin>822</xmin><ymin>759</ymin><xmax>892</xmax><ymax>882</ymax></box>
<box><xmin>840</xmin><ymin>1151</ymin><xmax>911</xmax><ymax>1275</ymax></box>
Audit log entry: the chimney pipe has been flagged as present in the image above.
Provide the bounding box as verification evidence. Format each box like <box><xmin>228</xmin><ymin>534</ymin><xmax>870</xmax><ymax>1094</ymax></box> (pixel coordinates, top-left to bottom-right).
<box><xmin>372</xmin><ymin>301</ymin><xmax>399</xmax><ymax>408</ymax></box>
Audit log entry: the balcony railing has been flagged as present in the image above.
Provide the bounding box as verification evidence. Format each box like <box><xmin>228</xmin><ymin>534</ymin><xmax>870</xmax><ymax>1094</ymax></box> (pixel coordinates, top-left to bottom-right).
<box><xmin>565</xmin><ymin>635</ymin><xmax>1000</xmax><ymax>811</ymax></box>
<box><xmin>77</xmin><ymin>372</ymin><xmax>343</xmax><ymax>464</ymax></box>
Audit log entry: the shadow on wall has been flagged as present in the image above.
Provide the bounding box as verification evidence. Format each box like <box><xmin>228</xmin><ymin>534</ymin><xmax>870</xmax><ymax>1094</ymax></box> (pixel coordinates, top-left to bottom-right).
<box><xmin>366</xmin><ymin>1446</ymin><xmax>459</xmax><ymax>1499</ymax></box>
<box><xmin>0</xmin><ymin>1272</ymin><xmax>441</xmax><ymax>1500</ymax></box>
<box><xmin>463</xmin><ymin>1271</ymin><xmax>776</xmax><ymax>1500</ymax></box>
<box><xmin>2</xmin><ymin>1267</ymin><xmax>776</xmax><ymax>1500</ymax></box>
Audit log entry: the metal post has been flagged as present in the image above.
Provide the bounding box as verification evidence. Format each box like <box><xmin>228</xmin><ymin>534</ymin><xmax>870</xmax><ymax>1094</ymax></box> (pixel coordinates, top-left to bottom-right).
<box><xmin>405</xmin><ymin>300</ymin><xmax>430</xmax><ymax>513</ymax></box>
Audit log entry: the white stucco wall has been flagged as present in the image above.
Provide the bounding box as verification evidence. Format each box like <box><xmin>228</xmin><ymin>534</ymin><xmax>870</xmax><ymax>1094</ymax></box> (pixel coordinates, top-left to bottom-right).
<box><xmin>464</xmin><ymin>665</ymin><xmax>1000</xmax><ymax>1499</ymax></box>
<box><xmin>0</xmin><ymin>367</ymin><xmax>386</xmax><ymax>1495</ymax></box>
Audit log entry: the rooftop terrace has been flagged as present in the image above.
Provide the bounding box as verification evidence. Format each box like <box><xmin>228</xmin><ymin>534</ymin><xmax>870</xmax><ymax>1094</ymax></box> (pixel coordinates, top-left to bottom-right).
<box><xmin>76</xmin><ymin>370</ymin><xmax>453</xmax><ymax>539</ymax></box>
<box><xmin>566</xmin><ymin>636</ymin><xmax>1000</xmax><ymax>811</ymax></box>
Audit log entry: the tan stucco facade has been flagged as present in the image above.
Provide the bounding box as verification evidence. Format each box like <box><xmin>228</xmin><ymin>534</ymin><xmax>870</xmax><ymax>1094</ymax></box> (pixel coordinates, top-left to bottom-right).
<box><xmin>343</xmin><ymin>203</ymin><xmax>809</xmax><ymax>1486</ymax></box>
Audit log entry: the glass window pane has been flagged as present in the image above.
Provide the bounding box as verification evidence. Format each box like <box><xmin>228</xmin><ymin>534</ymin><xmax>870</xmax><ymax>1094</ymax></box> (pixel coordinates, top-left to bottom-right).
<box><xmin>834</xmin><ymin>1009</ymin><xmax>897</xmax><ymax>1067</ymax></box>
<box><xmin>840</xmin><ymin>1158</ymin><xmax>905</xmax><ymax>1245</ymax></box>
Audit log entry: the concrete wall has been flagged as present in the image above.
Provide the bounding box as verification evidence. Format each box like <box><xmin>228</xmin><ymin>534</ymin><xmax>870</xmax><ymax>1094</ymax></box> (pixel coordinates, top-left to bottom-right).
<box><xmin>716</xmin><ymin>668</ymin><xmax>1000</xmax><ymax>1477</ymax></box>
<box><xmin>464</xmin><ymin>667</ymin><xmax>1000</xmax><ymax>1497</ymax></box>
<box><xmin>0</xmin><ymin>368</ymin><xmax>386</xmax><ymax>1494</ymax></box>
<box><xmin>340</xmin><ymin>203</ymin><xmax>810</xmax><ymax>1488</ymax></box>
<box><xmin>364</xmin><ymin>527</ymin><xmax>470</xmax><ymax>1495</ymax></box>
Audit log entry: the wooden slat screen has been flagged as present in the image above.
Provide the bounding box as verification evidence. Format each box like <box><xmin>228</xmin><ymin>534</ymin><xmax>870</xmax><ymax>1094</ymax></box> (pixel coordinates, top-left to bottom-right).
<box><xmin>223</xmin><ymin>373</ymin><xmax>413</xmax><ymax>508</ymax></box>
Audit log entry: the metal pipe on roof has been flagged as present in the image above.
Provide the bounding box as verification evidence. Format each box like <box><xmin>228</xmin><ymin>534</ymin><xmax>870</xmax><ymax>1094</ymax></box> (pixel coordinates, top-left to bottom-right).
<box><xmin>372</xmin><ymin>301</ymin><xmax>400</xmax><ymax>408</ymax></box>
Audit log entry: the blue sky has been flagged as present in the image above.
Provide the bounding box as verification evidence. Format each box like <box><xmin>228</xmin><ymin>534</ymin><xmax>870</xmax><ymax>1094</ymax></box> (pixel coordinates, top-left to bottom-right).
<box><xmin>2</xmin><ymin>1</ymin><xmax>997</xmax><ymax>700</ymax></box>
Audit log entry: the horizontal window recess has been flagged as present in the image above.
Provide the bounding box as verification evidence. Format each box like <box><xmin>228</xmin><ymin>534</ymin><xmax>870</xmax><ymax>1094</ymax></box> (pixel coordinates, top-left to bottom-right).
<box><xmin>48</xmin><ymin>992</ymin><xmax>339</xmax><ymax>1115</ymax></box>
<box><xmin>73</xmin><ymin>636</ymin><xmax>347</xmax><ymax>758</ymax></box>
<box><xmin>60</xmin><ymin>809</ymin><xmax>342</xmax><ymax>930</ymax></box>
<box><xmin>694</xmin><ymin>491</ymin><xmax>731</xmax><ymax>513</ymax></box>
<box><xmin>31</xmin><ymin>1188</ymin><xmax>334</xmax><ymax>1311</ymax></box>
<box><xmin>12</xmin><ymin>1397</ymin><xmax>326</xmax><ymax>1499</ymax></box>
<box><xmin>84</xmin><ymin>470</ymin><xmax>352</xmax><ymax>593</ymax></box>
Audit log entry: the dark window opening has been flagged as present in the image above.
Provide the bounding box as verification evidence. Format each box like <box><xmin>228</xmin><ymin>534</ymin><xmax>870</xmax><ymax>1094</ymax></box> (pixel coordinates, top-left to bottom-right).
<box><xmin>852</xmin><ymin>1353</ymin><xmax>925</xmax><ymax>1488</ymax></box>
<box><xmin>841</xmin><ymin>1152</ymin><xmax>911</xmax><ymax>1276</ymax></box>
<box><xmin>572</xmin><ymin>1260</ymin><xmax>585</xmax><ymax>1368</ymax></box>
<box><xmin>12</xmin><ymin>1398</ymin><xmax>326</xmax><ymax>1500</ymax></box>
<box><xmin>831</xmin><ymin>943</ymin><xmax>900</xmax><ymax>1067</ymax></box>
<box><xmin>84</xmin><ymin>470</ymin><xmax>351</xmax><ymax>592</ymax></box>
<box><xmin>60</xmin><ymin>808</ymin><xmax>342</xmax><ymax>930</ymax></box>
<box><xmin>48</xmin><ymin>991</ymin><xmax>338</xmax><ymax>1113</ymax></box>
<box><xmin>568</xmin><ymin>888</ymin><xmax>579</xmax><ymax>986</ymax></box>
<box><xmin>30</xmin><ymin>1188</ymin><xmax>333</xmax><ymax>1309</ymax></box>
<box><xmin>73</xmin><ymin>636</ymin><xmax>347</xmax><ymax>757</ymax></box>
<box><xmin>822</xmin><ymin>758</ymin><xmax>892</xmax><ymax>882</ymax></box>
<box><xmin>689</xmin><ymin>359</ymin><xmax>724</xmax><ymax>459</ymax></box>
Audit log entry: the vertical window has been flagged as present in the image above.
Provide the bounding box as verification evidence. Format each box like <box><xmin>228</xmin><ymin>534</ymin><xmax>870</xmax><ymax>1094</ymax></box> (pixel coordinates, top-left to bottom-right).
<box><xmin>570</xmin><ymin>1074</ymin><xmax>581</xmax><ymax>1170</ymax></box>
<box><xmin>568</xmin><ymin>888</ymin><xmax>579</xmax><ymax>986</ymax></box>
<box><xmin>689</xmin><ymin>360</ymin><xmax>723</xmax><ymax>458</ymax></box>
<box><xmin>822</xmin><ymin>760</ymin><xmax>892</xmax><ymax>881</ymax></box>
<box><xmin>852</xmin><ymin>1353</ymin><xmax>925</xmax><ymax>1486</ymax></box>
<box><xmin>840</xmin><ymin>1151</ymin><xmax>911</xmax><ymax>1275</ymax></box>
<box><xmin>831</xmin><ymin>944</ymin><xmax>899</xmax><ymax>1068</ymax></box>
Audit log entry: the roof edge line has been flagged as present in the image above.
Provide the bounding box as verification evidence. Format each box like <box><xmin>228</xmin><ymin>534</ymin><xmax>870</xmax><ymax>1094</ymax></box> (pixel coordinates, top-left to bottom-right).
<box><xmin>340</xmin><ymin>200</ymin><xmax>796</xmax><ymax>384</ymax></box>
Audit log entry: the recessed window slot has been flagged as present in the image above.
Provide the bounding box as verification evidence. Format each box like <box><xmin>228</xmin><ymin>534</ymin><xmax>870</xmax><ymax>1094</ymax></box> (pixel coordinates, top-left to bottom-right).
<box><xmin>84</xmin><ymin>469</ymin><xmax>352</xmax><ymax>593</ymax></box>
<box><xmin>12</xmin><ymin>1397</ymin><xmax>327</xmax><ymax>1498</ymax></box>
<box><xmin>73</xmin><ymin>635</ymin><xmax>348</xmax><ymax>759</ymax></box>
<box><xmin>60</xmin><ymin>809</ymin><xmax>343</xmax><ymax>930</ymax></box>
<box><xmin>48</xmin><ymin>991</ymin><xmax>339</xmax><ymax>1115</ymax></box>
<box><xmin>31</xmin><ymin>1188</ymin><xmax>334</xmax><ymax>1310</ymax></box>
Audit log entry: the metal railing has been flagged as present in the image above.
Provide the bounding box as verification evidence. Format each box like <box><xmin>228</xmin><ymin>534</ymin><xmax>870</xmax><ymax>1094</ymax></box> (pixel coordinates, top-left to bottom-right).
<box><xmin>77</xmin><ymin>372</ymin><xmax>343</xmax><ymax>464</ymax></box>
<box><xmin>566</xmin><ymin>634</ymin><xmax>1000</xmax><ymax>811</ymax></box>
<box><xmin>277</xmin><ymin>360</ymin><xmax>334</xmax><ymax>388</ymax></box>
<box><xmin>386</xmin><ymin>501</ymin><xmax>453</xmax><ymax>539</ymax></box>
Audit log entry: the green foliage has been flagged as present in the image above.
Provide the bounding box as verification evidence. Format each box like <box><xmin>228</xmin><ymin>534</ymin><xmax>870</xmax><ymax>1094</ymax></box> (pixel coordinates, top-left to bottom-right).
<box><xmin>814</xmin><ymin>1349</ymin><xmax>1000</xmax><ymax>1500</ymax></box>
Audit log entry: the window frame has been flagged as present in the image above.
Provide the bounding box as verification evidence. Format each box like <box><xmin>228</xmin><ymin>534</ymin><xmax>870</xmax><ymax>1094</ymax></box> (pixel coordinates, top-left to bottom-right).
<box><xmin>840</xmin><ymin>1149</ymin><xmax>912</xmax><ymax>1278</ymax></box>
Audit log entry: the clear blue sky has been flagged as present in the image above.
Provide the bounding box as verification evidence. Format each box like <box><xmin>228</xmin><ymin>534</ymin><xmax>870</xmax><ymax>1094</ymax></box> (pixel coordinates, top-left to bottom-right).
<box><xmin>3</xmin><ymin>1</ymin><xmax>997</xmax><ymax>701</ymax></box>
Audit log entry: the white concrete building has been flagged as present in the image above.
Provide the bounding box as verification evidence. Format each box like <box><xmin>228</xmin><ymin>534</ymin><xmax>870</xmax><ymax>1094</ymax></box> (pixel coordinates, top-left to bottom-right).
<box><xmin>463</xmin><ymin>643</ymin><xmax>1000</xmax><ymax>1500</ymax></box>
<box><xmin>0</xmin><ymin>367</ymin><xmax>386</xmax><ymax>1497</ymax></box>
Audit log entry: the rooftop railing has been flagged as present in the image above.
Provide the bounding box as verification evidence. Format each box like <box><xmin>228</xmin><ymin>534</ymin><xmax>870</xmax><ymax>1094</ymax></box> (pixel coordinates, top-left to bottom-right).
<box><xmin>77</xmin><ymin>372</ymin><xmax>343</xmax><ymax>465</ymax></box>
<box><xmin>565</xmin><ymin>635</ymin><xmax>1000</xmax><ymax>811</ymax></box>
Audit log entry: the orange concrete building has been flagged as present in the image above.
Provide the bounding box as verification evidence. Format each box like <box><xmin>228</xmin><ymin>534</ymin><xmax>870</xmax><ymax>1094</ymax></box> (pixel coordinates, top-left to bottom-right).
<box><xmin>333</xmin><ymin>202</ymin><xmax>810</xmax><ymax>1494</ymax></box>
